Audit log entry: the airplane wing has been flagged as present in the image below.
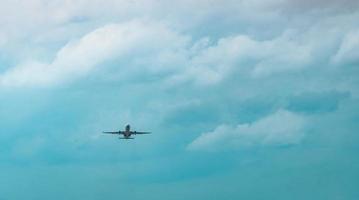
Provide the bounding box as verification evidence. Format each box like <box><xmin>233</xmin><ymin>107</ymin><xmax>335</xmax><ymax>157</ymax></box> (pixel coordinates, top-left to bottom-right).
<box><xmin>102</xmin><ymin>131</ymin><xmax>124</xmax><ymax>135</ymax></box>
<box><xmin>132</xmin><ymin>131</ymin><xmax>151</xmax><ymax>134</ymax></box>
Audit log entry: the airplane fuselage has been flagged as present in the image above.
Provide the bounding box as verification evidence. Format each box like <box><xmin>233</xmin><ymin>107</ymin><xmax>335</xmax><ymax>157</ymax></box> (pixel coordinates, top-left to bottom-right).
<box><xmin>123</xmin><ymin>124</ymin><xmax>131</xmax><ymax>138</ymax></box>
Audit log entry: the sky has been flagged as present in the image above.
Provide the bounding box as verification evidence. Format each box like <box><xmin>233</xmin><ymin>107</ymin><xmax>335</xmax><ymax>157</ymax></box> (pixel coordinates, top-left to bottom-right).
<box><xmin>0</xmin><ymin>0</ymin><xmax>359</xmax><ymax>199</ymax></box>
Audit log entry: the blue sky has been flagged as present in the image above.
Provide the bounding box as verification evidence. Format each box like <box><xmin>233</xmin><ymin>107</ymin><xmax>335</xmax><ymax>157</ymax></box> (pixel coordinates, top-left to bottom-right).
<box><xmin>0</xmin><ymin>0</ymin><xmax>359</xmax><ymax>199</ymax></box>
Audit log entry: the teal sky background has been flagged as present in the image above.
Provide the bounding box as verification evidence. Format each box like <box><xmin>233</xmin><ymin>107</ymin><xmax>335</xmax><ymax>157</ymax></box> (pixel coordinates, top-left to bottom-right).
<box><xmin>0</xmin><ymin>0</ymin><xmax>359</xmax><ymax>199</ymax></box>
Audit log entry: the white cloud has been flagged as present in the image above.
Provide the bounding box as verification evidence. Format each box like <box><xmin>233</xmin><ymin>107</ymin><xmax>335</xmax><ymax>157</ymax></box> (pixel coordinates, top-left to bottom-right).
<box><xmin>0</xmin><ymin>20</ymin><xmax>188</xmax><ymax>87</ymax></box>
<box><xmin>0</xmin><ymin>0</ymin><xmax>357</xmax><ymax>89</ymax></box>
<box><xmin>0</xmin><ymin>16</ymin><xmax>353</xmax><ymax>89</ymax></box>
<box><xmin>187</xmin><ymin>110</ymin><xmax>305</xmax><ymax>151</ymax></box>
<box><xmin>168</xmin><ymin>30</ymin><xmax>315</xmax><ymax>86</ymax></box>
<box><xmin>0</xmin><ymin>0</ymin><xmax>355</xmax><ymax>44</ymax></box>
<box><xmin>0</xmin><ymin>20</ymin><xmax>344</xmax><ymax>86</ymax></box>
<box><xmin>0</xmin><ymin>18</ymin><xmax>317</xmax><ymax>88</ymax></box>
<box><xmin>0</xmin><ymin>0</ymin><xmax>275</xmax><ymax>47</ymax></box>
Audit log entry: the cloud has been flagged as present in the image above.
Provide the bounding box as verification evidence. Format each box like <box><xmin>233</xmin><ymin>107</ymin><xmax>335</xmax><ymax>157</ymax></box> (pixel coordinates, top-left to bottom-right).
<box><xmin>0</xmin><ymin>20</ymin><xmax>188</xmax><ymax>87</ymax></box>
<box><xmin>167</xmin><ymin>30</ymin><xmax>315</xmax><ymax>86</ymax></box>
<box><xmin>0</xmin><ymin>0</ymin><xmax>280</xmax><ymax>50</ymax></box>
<box><xmin>331</xmin><ymin>29</ymin><xmax>359</xmax><ymax>65</ymax></box>
<box><xmin>1</xmin><ymin>0</ymin><xmax>358</xmax><ymax>89</ymax></box>
<box><xmin>281</xmin><ymin>0</ymin><xmax>359</xmax><ymax>14</ymax></box>
<box><xmin>187</xmin><ymin>110</ymin><xmax>305</xmax><ymax>151</ymax></box>
<box><xmin>0</xmin><ymin>19</ymin><xmax>318</xmax><ymax>88</ymax></box>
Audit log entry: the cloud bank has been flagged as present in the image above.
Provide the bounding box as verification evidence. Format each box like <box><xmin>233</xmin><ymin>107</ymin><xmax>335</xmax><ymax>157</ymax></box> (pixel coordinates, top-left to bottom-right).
<box><xmin>0</xmin><ymin>0</ymin><xmax>356</xmax><ymax>175</ymax></box>
<box><xmin>0</xmin><ymin>0</ymin><xmax>358</xmax><ymax>88</ymax></box>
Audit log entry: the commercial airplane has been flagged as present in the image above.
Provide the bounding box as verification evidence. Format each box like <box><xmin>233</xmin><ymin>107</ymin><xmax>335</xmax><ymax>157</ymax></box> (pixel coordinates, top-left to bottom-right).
<box><xmin>103</xmin><ymin>124</ymin><xmax>151</xmax><ymax>139</ymax></box>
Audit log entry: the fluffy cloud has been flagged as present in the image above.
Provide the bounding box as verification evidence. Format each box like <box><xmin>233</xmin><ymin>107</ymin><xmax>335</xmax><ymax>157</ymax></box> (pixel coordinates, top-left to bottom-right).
<box><xmin>187</xmin><ymin>110</ymin><xmax>305</xmax><ymax>151</ymax></box>
<box><xmin>0</xmin><ymin>19</ymin><xmax>318</xmax><ymax>88</ymax></box>
<box><xmin>1</xmin><ymin>0</ymin><xmax>358</xmax><ymax>88</ymax></box>
<box><xmin>1</xmin><ymin>18</ymin><xmax>355</xmax><ymax>90</ymax></box>
<box><xmin>0</xmin><ymin>20</ymin><xmax>188</xmax><ymax>87</ymax></box>
<box><xmin>168</xmin><ymin>30</ymin><xmax>315</xmax><ymax>86</ymax></box>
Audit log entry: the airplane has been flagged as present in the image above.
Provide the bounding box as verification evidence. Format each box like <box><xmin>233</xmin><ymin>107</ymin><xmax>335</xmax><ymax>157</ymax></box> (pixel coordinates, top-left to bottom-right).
<box><xmin>102</xmin><ymin>124</ymin><xmax>151</xmax><ymax>139</ymax></box>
